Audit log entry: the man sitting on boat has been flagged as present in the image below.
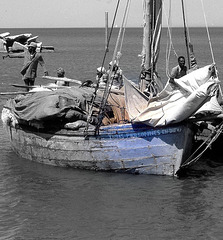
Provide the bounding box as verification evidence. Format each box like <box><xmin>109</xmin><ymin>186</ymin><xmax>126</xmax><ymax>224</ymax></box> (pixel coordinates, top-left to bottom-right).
<box><xmin>170</xmin><ymin>56</ymin><xmax>187</xmax><ymax>82</ymax></box>
<box><xmin>55</xmin><ymin>67</ymin><xmax>69</xmax><ymax>86</ymax></box>
<box><xmin>170</xmin><ymin>43</ymin><xmax>198</xmax><ymax>82</ymax></box>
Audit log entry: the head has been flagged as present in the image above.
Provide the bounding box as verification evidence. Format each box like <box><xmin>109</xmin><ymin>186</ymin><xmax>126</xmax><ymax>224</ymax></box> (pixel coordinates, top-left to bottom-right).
<box><xmin>109</xmin><ymin>60</ymin><xmax>118</xmax><ymax>71</ymax></box>
<box><xmin>178</xmin><ymin>56</ymin><xmax>185</xmax><ymax>68</ymax></box>
<box><xmin>57</xmin><ymin>67</ymin><xmax>65</xmax><ymax>77</ymax></box>
<box><xmin>27</xmin><ymin>42</ymin><xmax>37</xmax><ymax>53</ymax></box>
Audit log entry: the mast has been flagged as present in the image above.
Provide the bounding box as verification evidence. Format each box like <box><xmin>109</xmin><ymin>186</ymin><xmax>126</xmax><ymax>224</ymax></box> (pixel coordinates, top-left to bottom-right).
<box><xmin>105</xmin><ymin>11</ymin><xmax>109</xmax><ymax>52</ymax></box>
<box><xmin>140</xmin><ymin>0</ymin><xmax>162</xmax><ymax>94</ymax></box>
<box><xmin>181</xmin><ymin>0</ymin><xmax>191</xmax><ymax>69</ymax></box>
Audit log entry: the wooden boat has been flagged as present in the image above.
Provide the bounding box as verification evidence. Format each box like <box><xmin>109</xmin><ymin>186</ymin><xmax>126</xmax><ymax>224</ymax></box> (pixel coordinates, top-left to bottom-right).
<box><xmin>0</xmin><ymin>32</ymin><xmax>54</xmax><ymax>53</ymax></box>
<box><xmin>1</xmin><ymin>0</ymin><xmax>223</xmax><ymax>176</ymax></box>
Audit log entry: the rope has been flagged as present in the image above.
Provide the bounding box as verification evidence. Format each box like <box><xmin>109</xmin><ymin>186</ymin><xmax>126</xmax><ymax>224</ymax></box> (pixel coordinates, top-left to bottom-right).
<box><xmin>84</xmin><ymin>0</ymin><xmax>121</xmax><ymax>136</ymax></box>
<box><xmin>117</xmin><ymin>0</ymin><xmax>131</xmax><ymax>61</ymax></box>
<box><xmin>200</xmin><ymin>0</ymin><xmax>216</xmax><ymax>65</ymax></box>
<box><xmin>95</xmin><ymin>0</ymin><xmax>131</xmax><ymax>134</ymax></box>
<box><xmin>200</xmin><ymin>0</ymin><xmax>222</xmax><ymax>98</ymax></box>
<box><xmin>163</xmin><ymin>0</ymin><xmax>178</xmax><ymax>78</ymax></box>
<box><xmin>183</xmin><ymin>1</ymin><xmax>191</xmax><ymax>43</ymax></box>
<box><xmin>179</xmin><ymin>121</ymin><xmax>223</xmax><ymax>169</ymax></box>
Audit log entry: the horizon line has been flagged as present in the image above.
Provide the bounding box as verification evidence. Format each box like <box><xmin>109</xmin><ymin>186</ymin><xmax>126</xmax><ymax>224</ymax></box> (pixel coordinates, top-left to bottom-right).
<box><xmin>0</xmin><ymin>26</ymin><xmax>222</xmax><ymax>29</ymax></box>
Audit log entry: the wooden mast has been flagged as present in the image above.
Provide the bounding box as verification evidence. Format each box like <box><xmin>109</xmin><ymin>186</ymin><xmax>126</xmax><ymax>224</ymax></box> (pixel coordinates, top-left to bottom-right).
<box><xmin>140</xmin><ymin>0</ymin><xmax>162</xmax><ymax>94</ymax></box>
<box><xmin>181</xmin><ymin>0</ymin><xmax>191</xmax><ymax>69</ymax></box>
<box><xmin>105</xmin><ymin>11</ymin><xmax>109</xmax><ymax>52</ymax></box>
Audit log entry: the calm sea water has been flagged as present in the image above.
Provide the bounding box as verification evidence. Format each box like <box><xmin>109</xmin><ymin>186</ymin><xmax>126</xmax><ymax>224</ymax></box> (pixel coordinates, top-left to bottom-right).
<box><xmin>1</xmin><ymin>28</ymin><xmax>223</xmax><ymax>240</ymax></box>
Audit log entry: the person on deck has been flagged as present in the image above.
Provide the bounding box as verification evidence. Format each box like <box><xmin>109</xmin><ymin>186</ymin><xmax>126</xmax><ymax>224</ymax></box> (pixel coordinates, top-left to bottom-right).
<box><xmin>96</xmin><ymin>66</ymin><xmax>107</xmax><ymax>88</ymax></box>
<box><xmin>55</xmin><ymin>67</ymin><xmax>69</xmax><ymax>86</ymax></box>
<box><xmin>107</xmin><ymin>61</ymin><xmax>123</xmax><ymax>89</ymax></box>
<box><xmin>170</xmin><ymin>43</ymin><xmax>198</xmax><ymax>82</ymax></box>
<box><xmin>21</xmin><ymin>42</ymin><xmax>48</xmax><ymax>88</ymax></box>
<box><xmin>170</xmin><ymin>56</ymin><xmax>187</xmax><ymax>82</ymax></box>
<box><xmin>3</xmin><ymin>42</ymin><xmax>48</xmax><ymax>90</ymax></box>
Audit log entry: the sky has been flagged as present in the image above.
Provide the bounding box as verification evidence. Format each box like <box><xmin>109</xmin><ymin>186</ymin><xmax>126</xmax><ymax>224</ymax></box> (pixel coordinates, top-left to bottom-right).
<box><xmin>1</xmin><ymin>0</ymin><xmax>223</xmax><ymax>28</ymax></box>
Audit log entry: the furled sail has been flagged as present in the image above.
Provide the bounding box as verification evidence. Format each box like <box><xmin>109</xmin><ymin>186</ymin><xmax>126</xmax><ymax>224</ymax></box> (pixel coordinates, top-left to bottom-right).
<box><xmin>140</xmin><ymin>0</ymin><xmax>163</xmax><ymax>95</ymax></box>
<box><xmin>125</xmin><ymin>64</ymin><xmax>223</xmax><ymax>127</ymax></box>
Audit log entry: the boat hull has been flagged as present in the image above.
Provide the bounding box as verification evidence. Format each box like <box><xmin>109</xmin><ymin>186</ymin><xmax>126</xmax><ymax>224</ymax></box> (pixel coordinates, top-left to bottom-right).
<box><xmin>2</xmin><ymin>122</ymin><xmax>194</xmax><ymax>176</ymax></box>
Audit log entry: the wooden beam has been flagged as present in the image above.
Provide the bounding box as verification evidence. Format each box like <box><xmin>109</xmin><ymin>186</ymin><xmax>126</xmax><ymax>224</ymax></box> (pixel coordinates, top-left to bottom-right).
<box><xmin>42</xmin><ymin>76</ymin><xmax>82</xmax><ymax>85</ymax></box>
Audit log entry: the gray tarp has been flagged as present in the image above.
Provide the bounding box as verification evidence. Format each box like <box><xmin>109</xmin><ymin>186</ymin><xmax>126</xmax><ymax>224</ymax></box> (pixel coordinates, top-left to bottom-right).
<box><xmin>4</xmin><ymin>86</ymin><xmax>97</xmax><ymax>122</ymax></box>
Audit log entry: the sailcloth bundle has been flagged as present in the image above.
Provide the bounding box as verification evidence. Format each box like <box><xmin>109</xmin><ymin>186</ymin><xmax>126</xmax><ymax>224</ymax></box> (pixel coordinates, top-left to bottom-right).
<box><xmin>124</xmin><ymin>64</ymin><xmax>223</xmax><ymax>127</ymax></box>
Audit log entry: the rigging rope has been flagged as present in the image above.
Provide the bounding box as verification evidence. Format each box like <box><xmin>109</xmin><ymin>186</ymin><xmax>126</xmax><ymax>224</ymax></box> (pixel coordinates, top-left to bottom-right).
<box><xmin>200</xmin><ymin>0</ymin><xmax>222</xmax><ymax>98</ymax></box>
<box><xmin>83</xmin><ymin>0</ymin><xmax>121</xmax><ymax>136</ymax></box>
<box><xmin>117</xmin><ymin>0</ymin><xmax>131</xmax><ymax>62</ymax></box>
<box><xmin>95</xmin><ymin>0</ymin><xmax>131</xmax><ymax>134</ymax></box>
<box><xmin>200</xmin><ymin>0</ymin><xmax>216</xmax><ymax>65</ymax></box>
<box><xmin>179</xmin><ymin>121</ymin><xmax>223</xmax><ymax>170</ymax></box>
<box><xmin>163</xmin><ymin>0</ymin><xmax>178</xmax><ymax>78</ymax></box>
<box><xmin>183</xmin><ymin>1</ymin><xmax>191</xmax><ymax>43</ymax></box>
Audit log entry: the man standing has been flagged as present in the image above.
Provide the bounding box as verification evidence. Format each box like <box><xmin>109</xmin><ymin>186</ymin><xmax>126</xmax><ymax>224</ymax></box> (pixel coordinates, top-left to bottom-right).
<box><xmin>20</xmin><ymin>42</ymin><xmax>48</xmax><ymax>87</ymax></box>
<box><xmin>3</xmin><ymin>42</ymin><xmax>48</xmax><ymax>90</ymax></box>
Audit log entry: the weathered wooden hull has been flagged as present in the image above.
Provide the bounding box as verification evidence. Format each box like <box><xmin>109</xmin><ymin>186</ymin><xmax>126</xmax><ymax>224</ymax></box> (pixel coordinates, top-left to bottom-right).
<box><xmin>3</xmin><ymin>122</ymin><xmax>195</xmax><ymax>176</ymax></box>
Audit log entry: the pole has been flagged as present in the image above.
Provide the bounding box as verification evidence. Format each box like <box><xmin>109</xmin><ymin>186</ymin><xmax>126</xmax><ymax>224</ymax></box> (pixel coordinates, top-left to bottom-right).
<box><xmin>105</xmin><ymin>11</ymin><xmax>109</xmax><ymax>52</ymax></box>
<box><xmin>181</xmin><ymin>0</ymin><xmax>191</xmax><ymax>69</ymax></box>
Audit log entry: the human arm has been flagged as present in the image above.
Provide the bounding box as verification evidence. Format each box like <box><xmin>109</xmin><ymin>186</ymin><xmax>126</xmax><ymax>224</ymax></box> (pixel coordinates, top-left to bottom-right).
<box><xmin>38</xmin><ymin>54</ymin><xmax>48</xmax><ymax>76</ymax></box>
<box><xmin>169</xmin><ymin>66</ymin><xmax>177</xmax><ymax>83</ymax></box>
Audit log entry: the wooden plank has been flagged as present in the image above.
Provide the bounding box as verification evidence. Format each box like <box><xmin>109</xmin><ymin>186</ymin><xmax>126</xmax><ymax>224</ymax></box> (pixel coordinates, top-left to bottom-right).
<box><xmin>11</xmin><ymin>84</ymin><xmax>35</xmax><ymax>89</ymax></box>
<box><xmin>42</xmin><ymin>76</ymin><xmax>82</xmax><ymax>85</ymax></box>
<box><xmin>0</xmin><ymin>91</ymin><xmax>29</xmax><ymax>95</ymax></box>
<box><xmin>11</xmin><ymin>84</ymin><xmax>70</xmax><ymax>89</ymax></box>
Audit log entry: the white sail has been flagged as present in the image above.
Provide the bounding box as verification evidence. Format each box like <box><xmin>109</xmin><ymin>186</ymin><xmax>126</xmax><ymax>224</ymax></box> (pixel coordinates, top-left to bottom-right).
<box><xmin>125</xmin><ymin>65</ymin><xmax>222</xmax><ymax>127</ymax></box>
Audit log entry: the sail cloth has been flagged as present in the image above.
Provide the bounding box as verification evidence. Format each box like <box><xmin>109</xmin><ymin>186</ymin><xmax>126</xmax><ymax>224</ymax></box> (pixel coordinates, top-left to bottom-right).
<box><xmin>124</xmin><ymin>64</ymin><xmax>223</xmax><ymax>127</ymax></box>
